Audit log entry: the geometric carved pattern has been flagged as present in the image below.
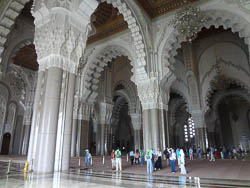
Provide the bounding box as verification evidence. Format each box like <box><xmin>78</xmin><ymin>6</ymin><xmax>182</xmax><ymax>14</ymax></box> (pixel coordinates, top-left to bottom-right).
<box><xmin>161</xmin><ymin>9</ymin><xmax>250</xmax><ymax>82</ymax></box>
<box><xmin>88</xmin><ymin>2</ymin><xmax>128</xmax><ymax>44</ymax></box>
<box><xmin>136</xmin><ymin>0</ymin><xmax>199</xmax><ymax>18</ymax></box>
<box><xmin>1</xmin><ymin>0</ymin><xmax>148</xmax><ymax>80</ymax></box>
<box><xmin>81</xmin><ymin>45</ymin><xmax>131</xmax><ymax>103</ymax></box>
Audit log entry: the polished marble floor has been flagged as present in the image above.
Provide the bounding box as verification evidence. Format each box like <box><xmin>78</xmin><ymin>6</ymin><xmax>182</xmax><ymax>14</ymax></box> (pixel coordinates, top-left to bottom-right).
<box><xmin>0</xmin><ymin>162</ymin><xmax>250</xmax><ymax>188</ymax></box>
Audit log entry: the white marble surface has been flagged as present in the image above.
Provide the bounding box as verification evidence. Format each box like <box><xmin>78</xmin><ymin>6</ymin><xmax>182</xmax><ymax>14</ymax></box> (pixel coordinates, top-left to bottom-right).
<box><xmin>0</xmin><ymin>166</ymin><xmax>250</xmax><ymax>188</ymax></box>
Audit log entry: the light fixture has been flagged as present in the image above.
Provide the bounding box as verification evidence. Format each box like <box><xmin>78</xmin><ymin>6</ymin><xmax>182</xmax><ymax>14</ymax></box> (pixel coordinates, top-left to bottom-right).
<box><xmin>210</xmin><ymin>55</ymin><xmax>227</xmax><ymax>91</ymax></box>
<box><xmin>171</xmin><ymin>0</ymin><xmax>208</xmax><ymax>42</ymax></box>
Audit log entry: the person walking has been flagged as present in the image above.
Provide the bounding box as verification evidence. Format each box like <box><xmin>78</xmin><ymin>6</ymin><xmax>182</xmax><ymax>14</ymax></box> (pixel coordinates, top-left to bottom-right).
<box><xmin>210</xmin><ymin>147</ymin><xmax>215</xmax><ymax>162</ymax></box>
<box><xmin>189</xmin><ymin>147</ymin><xmax>193</xmax><ymax>160</ymax></box>
<box><xmin>111</xmin><ymin>149</ymin><xmax>116</xmax><ymax>170</ymax></box>
<box><xmin>180</xmin><ymin>149</ymin><xmax>187</xmax><ymax>175</ymax></box>
<box><xmin>151</xmin><ymin>149</ymin><xmax>156</xmax><ymax>171</ymax></box>
<box><xmin>176</xmin><ymin>148</ymin><xmax>181</xmax><ymax>168</ymax></box>
<box><xmin>155</xmin><ymin>148</ymin><xmax>162</xmax><ymax>170</ymax></box>
<box><xmin>84</xmin><ymin>149</ymin><xmax>90</xmax><ymax>168</ymax></box>
<box><xmin>140</xmin><ymin>149</ymin><xmax>145</xmax><ymax>166</ymax></box>
<box><xmin>129</xmin><ymin>150</ymin><xmax>134</xmax><ymax>165</ymax></box>
<box><xmin>115</xmin><ymin>148</ymin><xmax>122</xmax><ymax>171</ymax></box>
<box><xmin>135</xmin><ymin>150</ymin><xmax>140</xmax><ymax>164</ymax></box>
<box><xmin>145</xmin><ymin>149</ymin><xmax>153</xmax><ymax>174</ymax></box>
<box><xmin>197</xmin><ymin>147</ymin><xmax>202</xmax><ymax>160</ymax></box>
<box><xmin>169</xmin><ymin>149</ymin><xmax>176</xmax><ymax>173</ymax></box>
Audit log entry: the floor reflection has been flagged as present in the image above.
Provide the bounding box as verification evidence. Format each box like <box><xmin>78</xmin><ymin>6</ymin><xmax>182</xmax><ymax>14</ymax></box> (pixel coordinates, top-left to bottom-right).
<box><xmin>0</xmin><ymin>169</ymin><xmax>250</xmax><ymax>188</ymax></box>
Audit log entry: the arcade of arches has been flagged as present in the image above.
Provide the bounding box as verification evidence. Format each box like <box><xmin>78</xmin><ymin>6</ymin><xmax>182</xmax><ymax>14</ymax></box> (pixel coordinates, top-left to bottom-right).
<box><xmin>0</xmin><ymin>0</ymin><xmax>250</xmax><ymax>173</ymax></box>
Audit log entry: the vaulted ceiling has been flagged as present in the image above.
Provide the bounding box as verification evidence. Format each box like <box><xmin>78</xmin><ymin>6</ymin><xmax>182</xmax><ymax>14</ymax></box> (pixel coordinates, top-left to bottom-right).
<box><xmin>87</xmin><ymin>2</ymin><xmax>128</xmax><ymax>44</ymax></box>
<box><xmin>136</xmin><ymin>0</ymin><xmax>199</xmax><ymax>18</ymax></box>
<box><xmin>14</xmin><ymin>0</ymin><xmax>201</xmax><ymax>70</ymax></box>
<box><xmin>13</xmin><ymin>44</ymin><xmax>38</xmax><ymax>71</ymax></box>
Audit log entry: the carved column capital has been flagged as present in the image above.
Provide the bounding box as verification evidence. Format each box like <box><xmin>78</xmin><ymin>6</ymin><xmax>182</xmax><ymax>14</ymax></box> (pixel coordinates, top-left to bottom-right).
<box><xmin>99</xmin><ymin>102</ymin><xmax>113</xmax><ymax>125</ymax></box>
<box><xmin>77</xmin><ymin>102</ymin><xmax>93</xmax><ymax>121</ymax></box>
<box><xmin>33</xmin><ymin>1</ymin><xmax>98</xmax><ymax>74</ymax></box>
<box><xmin>138</xmin><ymin>78</ymin><xmax>169</xmax><ymax>110</ymax></box>
<box><xmin>130</xmin><ymin>113</ymin><xmax>141</xmax><ymax>130</ymax></box>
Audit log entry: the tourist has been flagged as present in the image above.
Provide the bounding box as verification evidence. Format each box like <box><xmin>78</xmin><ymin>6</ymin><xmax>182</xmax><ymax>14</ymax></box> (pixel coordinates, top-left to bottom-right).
<box><xmin>197</xmin><ymin>147</ymin><xmax>202</xmax><ymax>160</ymax></box>
<box><xmin>145</xmin><ymin>149</ymin><xmax>153</xmax><ymax>174</ymax></box>
<box><xmin>151</xmin><ymin>149</ymin><xmax>156</xmax><ymax>171</ymax></box>
<box><xmin>164</xmin><ymin>148</ymin><xmax>170</xmax><ymax>166</ymax></box>
<box><xmin>210</xmin><ymin>147</ymin><xmax>215</xmax><ymax>162</ymax></box>
<box><xmin>220</xmin><ymin>147</ymin><xmax>224</xmax><ymax>159</ymax></box>
<box><xmin>115</xmin><ymin>148</ymin><xmax>122</xmax><ymax>171</ymax></box>
<box><xmin>129</xmin><ymin>150</ymin><xmax>134</xmax><ymax>165</ymax></box>
<box><xmin>84</xmin><ymin>149</ymin><xmax>91</xmax><ymax>167</ymax></box>
<box><xmin>140</xmin><ymin>149</ymin><xmax>145</xmax><ymax>166</ymax></box>
<box><xmin>111</xmin><ymin>149</ymin><xmax>116</xmax><ymax>170</ymax></box>
<box><xmin>176</xmin><ymin>148</ymin><xmax>181</xmax><ymax>168</ymax></box>
<box><xmin>180</xmin><ymin>149</ymin><xmax>187</xmax><ymax>175</ymax></box>
<box><xmin>169</xmin><ymin>148</ymin><xmax>176</xmax><ymax>173</ymax></box>
<box><xmin>135</xmin><ymin>149</ymin><xmax>140</xmax><ymax>164</ymax></box>
<box><xmin>155</xmin><ymin>148</ymin><xmax>162</xmax><ymax>170</ymax></box>
<box><xmin>189</xmin><ymin>147</ymin><xmax>193</xmax><ymax>160</ymax></box>
<box><xmin>233</xmin><ymin>147</ymin><xmax>237</xmax><ymax>159</ymax></box>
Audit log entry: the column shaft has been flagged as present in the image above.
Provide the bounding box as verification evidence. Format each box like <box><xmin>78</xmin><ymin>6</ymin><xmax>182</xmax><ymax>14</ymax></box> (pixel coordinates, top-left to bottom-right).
<box><xmin>195</xmin><ymin>127</ymin><xmax>206</xmax><ymax>152</ymax></box>
<box><xmin>76</xmin><ymin>120</ymin><xmax>82</xmax><ymax>157</ymax></box>
<box><xmin>27</xmin><ymin>71</ymin><xmax>43</xmax><ymax>163</ymax></box>
<box><xmin>143</xmin><ymin>110</ymin><xmax>151</xmax><ymax>150</ymax></box>
<box><xmin>71</xmin><ymin>119</ymin><xmax>78</xmax><ymax>157</ymax></box>
<box><xmin>61</xmin><ymin>73</ymin><xmax>76</xmax><ymax>171</ymax></box>
<box><xmin>151</xmin><ymin>109</ymin><xmax>160</xmax><ymax>150</ymax></box>
<box><xmin>22</xmin><ymin>124</ymin><xmax>31</xmax><ymax>155</ymax></box>
<box><xmin>35</xmin><ymin>67</ymin><xmax>63</xmax><ymax>173</ymax></box>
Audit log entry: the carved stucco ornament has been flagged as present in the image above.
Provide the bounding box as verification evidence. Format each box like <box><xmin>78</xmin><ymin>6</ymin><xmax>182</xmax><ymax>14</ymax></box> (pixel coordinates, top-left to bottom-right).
<box><xmin>226</xmin><ymin>0</ymin><xmax>250</xmax><ymax>13</ymax></box>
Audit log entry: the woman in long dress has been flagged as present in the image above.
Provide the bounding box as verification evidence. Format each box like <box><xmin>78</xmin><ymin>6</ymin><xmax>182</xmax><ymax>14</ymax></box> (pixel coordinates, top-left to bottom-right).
<box><xmin>180</xmin><ymin>149</ymin><xmax>187</xmax><ymax>175</ymax></box>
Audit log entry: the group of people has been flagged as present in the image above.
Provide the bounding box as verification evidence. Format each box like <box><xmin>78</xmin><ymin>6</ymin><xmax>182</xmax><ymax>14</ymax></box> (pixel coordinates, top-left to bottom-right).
<box><xmin>166</xmin><ymin>148</ymin><xmax>186</xmax><ymax>175</ymax></box>
<box><xmin>83</xmin><ymin>145</ymin><xmax>248</xmax><ymax>175</ymax></box>
<box><xmin>144</xmin><ymin>148</ymin><xmax>163</xmax><ymax>174</ymax></box>
<box><xmin>111</xmin><ymin>148</ymin><xmax>122</xmax><ymax>171</ymax></box>
<box><xmin>207</xmin><ymin>146</ymin><xmax>246</xmax><ymax>160</ymax></box>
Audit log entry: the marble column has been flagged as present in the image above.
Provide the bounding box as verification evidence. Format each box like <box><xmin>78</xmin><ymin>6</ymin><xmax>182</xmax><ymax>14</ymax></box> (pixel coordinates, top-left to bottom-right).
<box><xmin>35</xmin><ymin>67</ymin><xmax>63</xmax><ymax>173</ymax></box>
<box><xmin>143</xmin><ymin>109</ymin><xmax>151</xmax><ymax>150</ymax></box>
<box><xmin>100</xmin><ymin>124</ymin><xmax>105</xmax><ymax>155</ymax></box>
<box><xmin>71</xmin><ymin>119</ymin><xmax>78</xmax><ymax>157</ymax></box>
<box><xmin>151</xmin><ymin>109</ymin><xmax>160</xmax><ymax>150</ymax></box>
<box><xmin>80</xmin><ymin>120</ymin><xmax>90</xmax><ymax>156</ymax></box>
<box><xmin>27</xmin><ymin>70</ymin><xmax>44</xmax><ymax>164</ymax></box>
<box><xmin>192</xmin><ymin>111</ymin><xmax>207</xmax><ymax>152</ymax></box>
<box><xmin>159</xmin><ymin>109</ymin><xmax>167</xmax><ymax>150</ymax></box>
<box><xmin>195</xmin><ymin>127</ymin><xmax>207</xmax><ymax>152</ymax></box>
<box><xmin>60</xmin><ymin>73</ymin><xmax>76</xmax><ymax>171</ymax></box>
<box><xmin>92</xmin><ymin>120</ymin><xmax>98</xmax><ymax>155</ymax></box>
<box><xmin>28</xmin><ymin>0</ymin><xmax>98</xmax><ymax>173</ymax></box>
<box><xmin>134</xmin><ymin>129</ymin><xmax>141</xmax><ymax>150</ymax></box>
<box><xmin>130</xmin><ymin>113</ymin><xmax>142</xmax><ymax>151</ymax></box>
<box><xmin>21</xmin><ymin>124</ymin><xmax>31</xmax><ymax>155</ymax></box>
<box><xmin>96</xmin><ymin>125</ymin><xmax>101</xmax><ymax>155</ymax></box>
<box><xmin>76</xmin><ymin>119</ymin><xmax>82</xmax><ymax>157</ymax></box>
